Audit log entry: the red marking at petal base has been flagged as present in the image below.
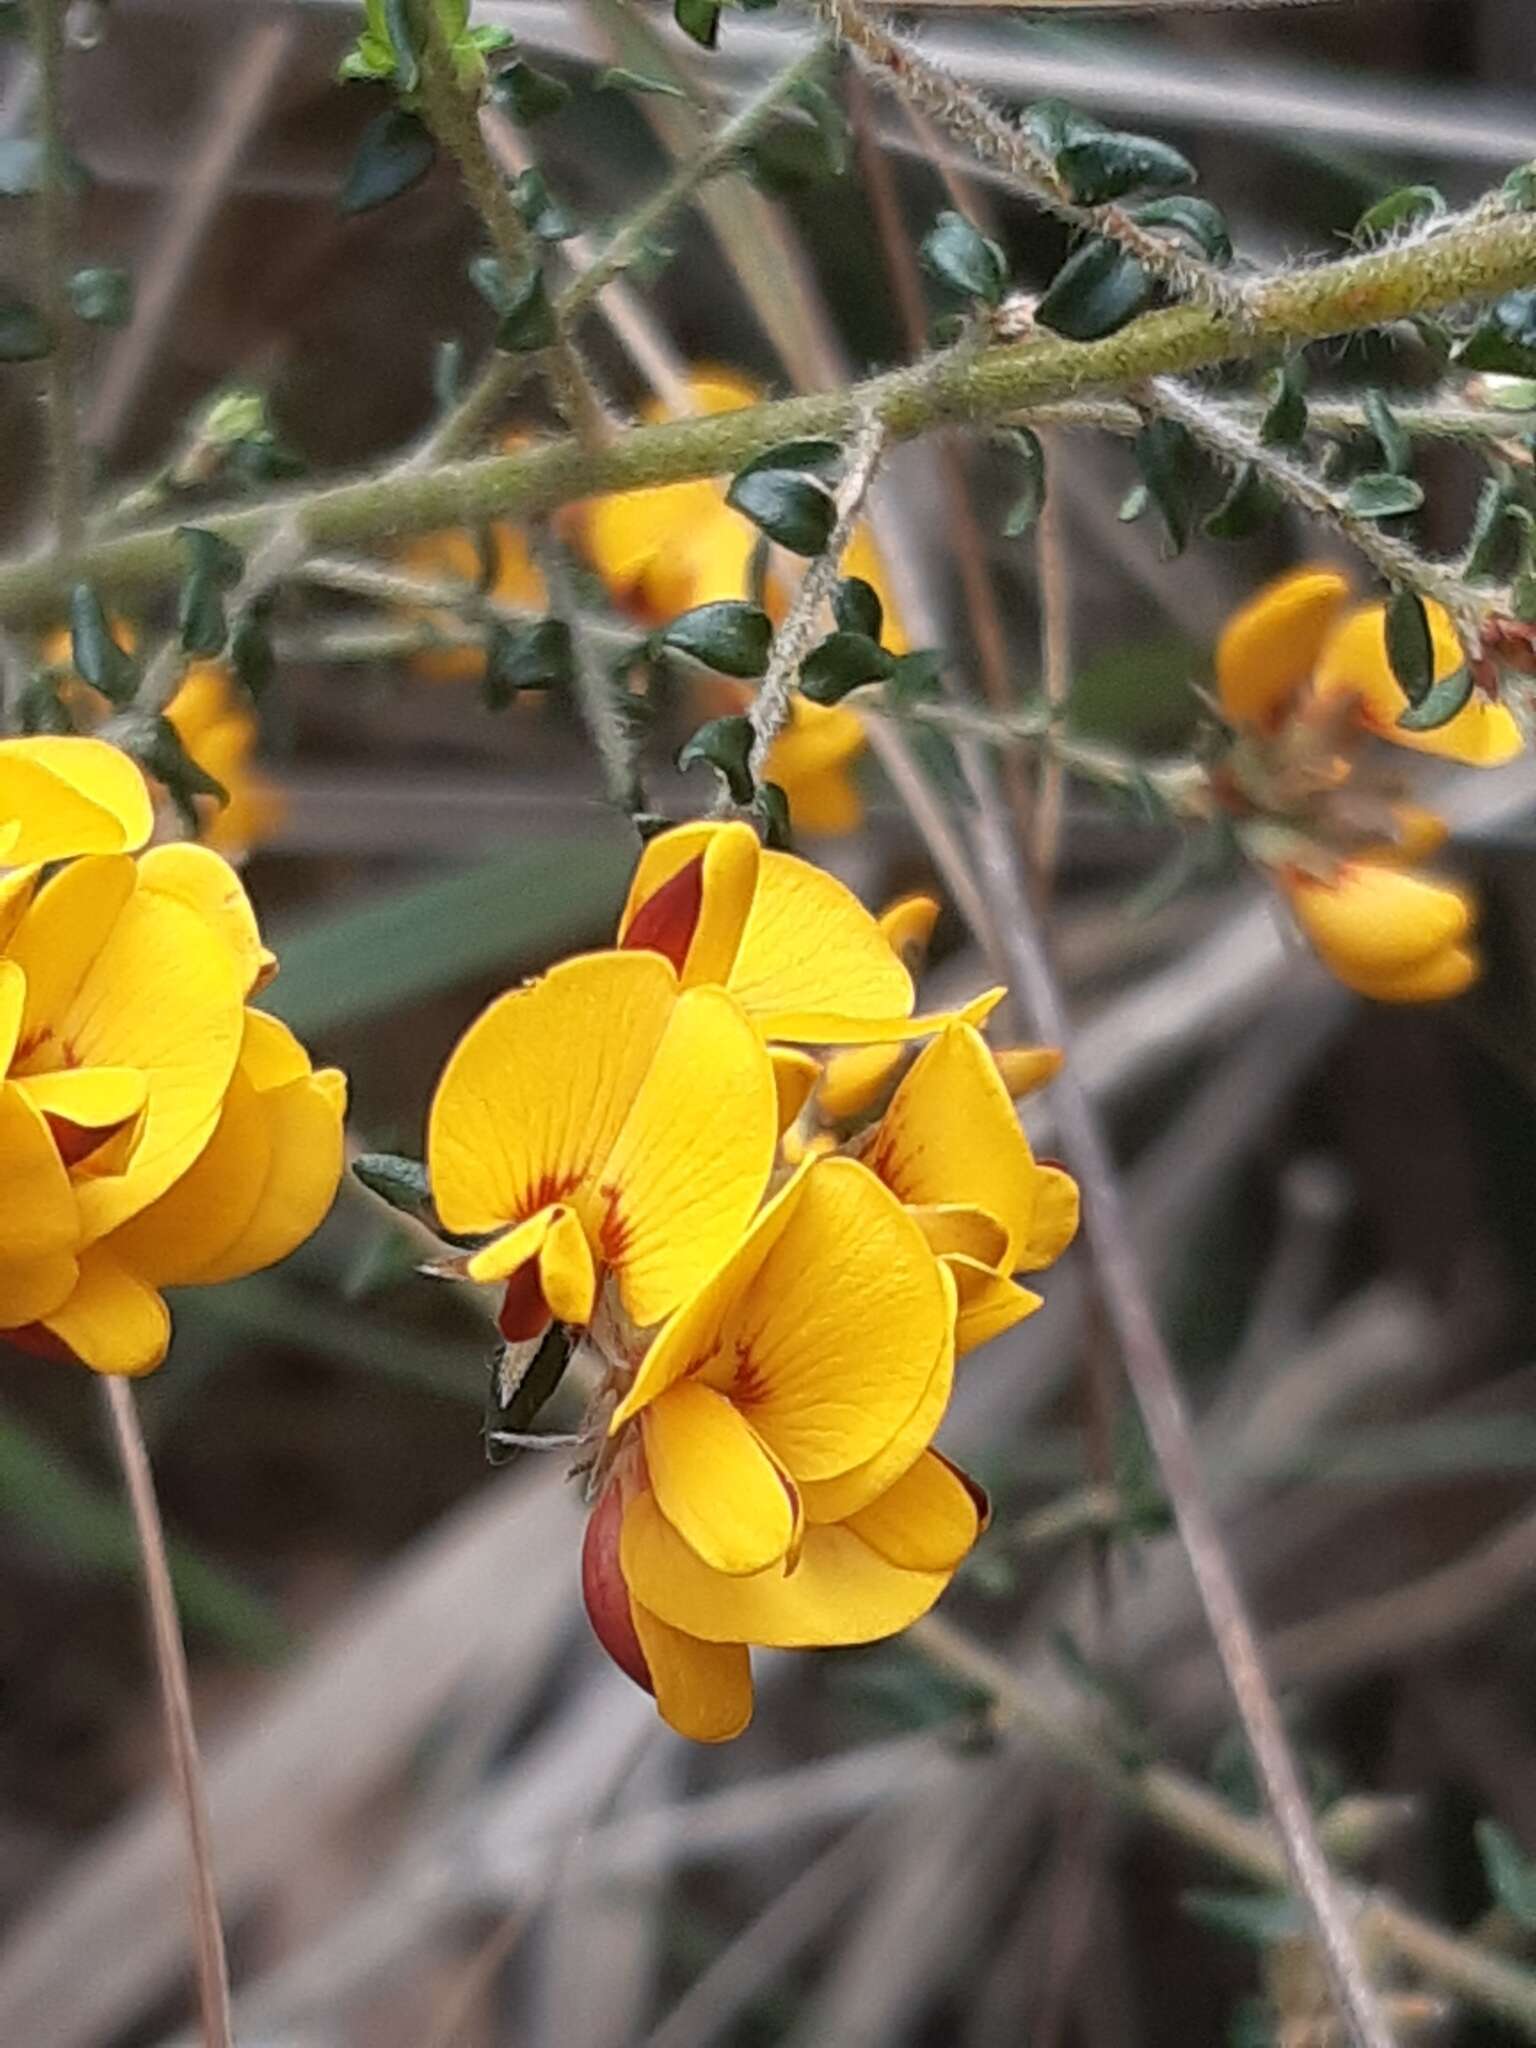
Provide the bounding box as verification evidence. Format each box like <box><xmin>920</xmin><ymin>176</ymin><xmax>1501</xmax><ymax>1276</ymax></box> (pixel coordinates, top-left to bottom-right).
<box><xmin>621</xmin><ymin>856</ymin><xmax>704</xmax><ymax>976</ymax></box>
<box><xmin>498</xmin><ymin>1260</ymin><xmax>552</xmax><ymax>1344</ymax></box>
<box><xmin>582</xmin><ymin>1482</ymin><xmax>653</xmax><ymax>1696</ymax></box>
<box><xmin>44</xmin><ymin>1113</ymin><xmax>130</xmax><ymax>1170</ymax></box>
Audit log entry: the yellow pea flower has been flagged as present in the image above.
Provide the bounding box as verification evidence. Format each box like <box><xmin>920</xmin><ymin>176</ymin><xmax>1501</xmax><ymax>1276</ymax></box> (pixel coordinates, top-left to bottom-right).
<box><xmin>165</xmin><ymin>663</ymin><xmax>283</xmax><ymax>856</ymax></box>
<box><xmin>1279</xmin><ymin>859</ymin><xmax>1477</xmax><ymax>1003</ymax></box>
<box><xmin>704</xmin><ymin>676</ymin><xmax>867</xmax><ymax>838</ymax></box>
<box><xmin>0</xmin><ymin>733</ymin><xmax>153</xmax><ymax>866</ymax></box>
<box><xmin>426</xmin><ymin>948</ymin><xmax>778</xmax><ymax>1338</ymax></box>
<box><xmin>1312</xmin><ymin>598</ymin><xmax>1523</xmax><ymax>767</ymax></box>
<box><xmin>587</xmin><ymin>1155</ymin><xmax>980</xmax><ymax>1741</ymax></box>
<box><xmin>1216</xmin><ymin>568</ymin><xmax>1353</xmax><ymax>730</ymax></box>
<box><xmin>862</xmin><ymin>1021</ymin><xmax>1079</xmax><ymax>1354</ymax></box>
<box><xmin>396</xmin><ymin>522</ymin><xmax>547</xmax><ymax>684</ymax></box>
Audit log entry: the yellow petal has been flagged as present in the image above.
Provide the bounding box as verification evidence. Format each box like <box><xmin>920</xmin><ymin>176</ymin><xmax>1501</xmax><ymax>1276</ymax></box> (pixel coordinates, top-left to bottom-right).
<box><xmin>1314</xmin><ymin>601</ymin><xmax>1525</xmax><ymax>765</ymax></box>
<box><xmin>816</xmin><ymin>1041</ymin><xmax>905</xmax><ymax>1124</ymax></box>
<box><xmin>993</xmin><ymin>1045</ymin><xmax>1064</xmax><ymax>1099</ymax></box>
<box><xmin>463</xmin><ymin>1203</ymin><xmax>596</xmax><ymax>1328</ymax></box>
<box><xmin>0</xmin><ymin>1250</ymin><xmax>77</xmax><ymax>1328</ymax></box>
<box><xmin>0</xmin><ymin>735</ymin><xmax>154</xmax><ymax>862</ymax></box>
<box><xmin>728</xmin><ymin>849</ymin><xmax>914</xmax><ymax>1026</ymax></box>
<box><xmin>1017</xmin><ymin>1163</ymin><xmax>1080</xmax><ymax>1272</ymax></box>
<box><xmin>39</xmin><ymin>1245</ymin><xmax>170</xmax><ymax>1375</ymax></box>
<box><xmin>7</xmin><ymin>853</ymin><xmax>137</xmax><ymax>1048</ymax></box>
<box><xmin>16</xmin><ymin>1066</ymin><xmax>148</xmax><ymax>1180</ymax></box>
<box><xmin>798</xmin><ymin>1283</ymin><xmax>955</xmax><ymax>1523</ymax></box>
<box><xmin>877</xmin><ymin>893</ymin><xmax>940</xmax><ymax>973</ymax></box>
<box><xmin>583</xmin><ymin>983</ymin><xmax>777</xmax><ymax>1330</ymax></box>
<box><xmin>0</xmin><ymin>865</ymin><xmax>37</xmax><ymax>949</ymax></box>
<box><xmin>1283</xmin><ymin>862</ymin><xmax>1472</xmax><ymax>978</ymax></box>
<box><xmin>0</xmin><ymin>1079</ymin><xmax>77</xmax><ymax>1259</ymax></box>
<box><xmin>239</xmin><ymin>1007</ymin><xmax>313</xmax><ymax>1089</ymax></box>
<box><xmin>621</xmin><ymin>1487</ymin><xmax>952</xmax><ymax>1648</ymax></box>
<box><xmin>0</xmin><ymin>956</ymin><xmax>22</xmax><ymax>1069</ymax></box>
<box><xmin>134</xmin><ymin>844</ymin><xmax>271</xmax><ymax>995</ymax></box>
<box><xmin>843</xmin><ymin>1450</ymin><xmax>986</xmax><ymax>1572</ymax></box>
<box><xmin>643</xmin><ymin>1382</ymin><xmax>800</xmax><ymax>1575</ymax></box>
<box><xmin>1383</xmin><ymin>804</ymin><xmax>1449</xmax><ymax>866</ymax></box>
<box><xmin>1327</xmin><ymin>941</ymin><xmax>1479</xmax><ymax>1004</ymax></box>
<box><xmin>1215</xmin><ymin>568</ymin><xmax>1352</xmax><ymax>727</ymax></box>
<box><xmin>619</xmin><ymin>820</ymin><xmax>759</xmax><ymax>987</ymax></box>
<box><xmin>629</xmin><ymin>1601</ymin><xmax>754</xmax><ymax>1742</ymax></box>
<box><xmin>104</xmin><ymin>1063</ymin><xmax>268</xmax><ymax>1284</ymax></box>
<box><xmin>909</xmin><ymin>1202</ymin><xmax>1009</xmax><ymax>1267</ymax></box>
<box><xmin>771</xmin><ymin>1046</ymin><xmax>820</xmax><ymax>1133</ymax></box>
<box><xmin>947</xmin><ymin>1256</ymin><xmax>1044</xmax><ymax>1356</ymax></box>
<box><xmin>428</xmin><ymin>949</ymin><xmax>677</xmax><ymax>1236</ymax></box>
<box><xmin>764</xmin><ymin>699</ymin><xmax>865</xmax><ymax>839</ymax></box>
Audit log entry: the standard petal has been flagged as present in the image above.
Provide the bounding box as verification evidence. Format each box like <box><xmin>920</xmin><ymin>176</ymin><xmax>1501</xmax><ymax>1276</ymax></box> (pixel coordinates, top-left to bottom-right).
<box><xmin>585</xmin><ymin>983</ymin><xmax>777</xmax><ymax>1330</ymax></box>
<box><xmin>1314</xmin><ymin>601</ymin><xmax>1524</xmax><ymax>766</ymax></box>
<box><xmin>618</xmin><ymin>820</ymin><xmax>759</xmax><ymax>988</ymax></box>
<box><xmin>798</xmin><ymin>1292</ymin><xmax>955</xmax><ymax>1523</ymax></box>
<box><xmin>622</xmin><ymin>1487</ymin><xmax>952</xmax><ymax>1648</ymax></box>
<box><xmin>7</xmin><ymin>854</ymin><xmax>137</xmax><ymax>1048</ymax></box>
<box><xmin>1214</xmin><ymin>568</ymin><xmax>1351</xmax><ymax>728</ymax></box>
<box><xmin>630</xmin><ymin>1601</ymin><xmax>754</xmax><ymax>1742</ymax></box>
<box><xmin>39</xmin><ymin>1246</ymin><xmax>171</xmax><ymax>1375</ymax></box>
<box><xmin>0</xmin><ymin>736</ymin><xmax>153</xmax><ymax>862</ymax></box>
<box><xmin>427</xmin><ymin>949</ymin><xmax>677</xmax><ymax>1236</ymax></box>
<box><xmin>0</xmin><ymin>1080</ymin><xmax>77</xmax><ymax>1260</ymax></box>
<box><xmin>843</xmin><ymin>1450</ymin><xmax>986</xmax><ymax>1571</ymax></box>
<box><xmin>947</xmin><ymin>1257</ymin><xmax>1044</xmax><ymax>1356</ymax></box>
<box><xmin>643</xmin><ymin>1382</ymin><xmax>800</xmax><ymax>1576</ymax></box>
<box><xmin>727</xmin><ymin>850</ymin><xmax>914</xmax><ymax>1026</ymax></box>
<box><xmin>135</xmin><ymin>843</ymin><xmax>273</xmax><ymax>995</ymax></box>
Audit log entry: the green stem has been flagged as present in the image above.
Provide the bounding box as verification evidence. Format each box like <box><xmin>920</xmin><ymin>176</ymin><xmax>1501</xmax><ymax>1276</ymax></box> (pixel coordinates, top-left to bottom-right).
<box><xmin>2</xmin><ymin>209</ymin><xmax>1535</xmax><ymax>628</ymax></box>
<box><xmin>27</xmin><ymin>0</ymin><xmax>82</xmax><ymax>553</ymax></box>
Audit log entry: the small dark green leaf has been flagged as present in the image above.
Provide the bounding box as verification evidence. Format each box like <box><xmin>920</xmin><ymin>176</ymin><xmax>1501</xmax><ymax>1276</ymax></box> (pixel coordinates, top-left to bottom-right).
<box><xmin>493</xmin><ymin>266</ymin><xmax>557</xmax><ymax>352</ymax></box>
<box><xmin>886</xmin><ymin>648</ymin><xmax>945</xmax><ymax>706</ymax></box>
<box><xmin>1457</xmin><ymin>291</ymin><xmax>1536</xmax><ymax>376</ymax></box>
<box><xmin>1260</xmin><ymin>356</ymin><xmax>1308</xmax><ymax>447</ymax></box>
<box><xmin>659</xmin><ymin>600</ymin><xmax>772</xmax><ymax>678</ymax></box>
<box><xmin>1055</xmin><ymin>131</ymin><xmax>1195</xmax><ymax>207</ymax></box>
<box><xmin>1345</xmin><ymin>471</ymin><xmax>1424</xmax><ymax>520</ymax></box>
<box><xmin>175</xmin><ymin>527</ymin><xmax>243</xmax><ymax>659</ymax></box>
<box><xmin>678</xmin><ymin>714</ymin><xmax>754</xmax><ymax>804</ymax></box>
<box><xmin>673</xmin><ymin>0</ymin><xmax>720</xmax><ymax>47</ymax></box>
<box><xmin>18</xmin><ymin>672</ymin><xmax>71</xmax><ymax>735</ymax></box>
<box><xmin>1035</xmin><ymin>236</ymin><xmax>1152</xmax><ymax>341</ymax></box>
<box><xmin>0</xmin><ymin>297</ymin><xmax>50</xmax><ymax>362</ymax></box>
<box><xmin>1476</xmin><ymin>1818</ymin><xmax>1536</xmax><ymax>1929</ymax></box>
<box><xmin>483</xmin><ymin>618</ymin><xmax>573</xmax><ymax>705</ymax></box>
<box><xmin>1203</xmin><ymin>462</ymin><xmax>1278</xmax><ymax>541</ymax></box>
<box><xmin>1001</xmin><ymin>425</ymin><xmax>1046</xmax><ymax>537</ymax></box>
<box><xmin>726</xmin><ymin>467</ymin><xmax>836</xmax><ymax>556</ymax></box>
<box><xmin>1363</xmin><ymin>388</ymin><xmax>1410</xmax><ymax>475</ymax></box>
<box><xmin>178</xmin><ymin>525</ymin><xmax>245</xmax><ymax>587</ymax></box>
<box><xmin>493</xmin><ymin>61</ymin><xmax>572</xmax><ymax>122</ymax></box>
<box><xmin>734</xmin><ymin>438</ymin><xmax>843</xmax><ymax>482</ymax></box>
<box><xmin>1182</xmin><ymin>1891</ymin><xmax>1305</xmax><ymax>1948</ymax></box>
<box><xmin>68</xmin><ymin>584</ymin><xmax>136</xmax><ymax>705</ymax></box>
<box><xmin>382</xmin><ymin>0</ymin><xmax>420</xmax><ymax>93</ymax></box>
<box><xmin>511</xmin><ymin>166</ymin><xmax>575</xmax><ymax>242</ymax></box>
<box><xmin>1134</xmin><ymin>417</ymin><xmax>1199</xmax><ymax>558</ymax></box>
<box><xmin>833</xmin><ymin>576</ymin><xmax>883</xmax><ymax>642</ymax></box>
<box><xmin>800</xmin><ymin>631</ymin><xmax>894</xmax><ymax>704</ymax></box>
<box><xmin>68</xmin><ymin>264</ymin><xmax>133</xmax><ymax>328</ymax></box>
<box><xmin>129</xmin><ymin>712</ymin><xmax>227</xmax><ymax>833</ymax></box>
<box><xmin>1397</xmin><ymin>664</ymin><xmax>1473</xmax><ymax>732</ymax></box>
<box><xmin>594</xmin><ymin>65</ymin><xmax>687</xmax><ymax>99</ymax></box>
<box><xmin>1131</xmin><ymin>194</ymin><xmax>1232</xmax><ymax>266</ymax></box>
<box><xmin>230</xmin><ymin>596</ymin><xmax>276</xmax><ymax>702</ymax></box>
<box><xmin>339</xmin><ymin>109</ymin><xmax>436</xmax><ymax>216</ymax></box>
<box><xmin>1464</xmin><ymin>477</ymin><xmax>1521</xmax><ymax>581</ymax></box>
<box><xmin>1514</xmin><ymin>568</ymin><xmax>1536</xmax><ymax>624</ymax></box>
<box><xmin>1353</xmin><ymin>184</ymin><xmax>1444</xmax><ymax>242</ymax></box>
<box><xmin>1503</xmin><ymin>163</ymin><xmax>1536</xmax><ymax>213</ymax></box>
<box><xmin>352</xmin><ymin>1151</ymin><xmax>432</xmax><ymax>1216</ymax></box>
<box><xmin>753</xmin><ymin>780</ymin><xmax>793</xmax><ymax>849</ymax></box>
<box><xmin>1384</xmin><ymin>588</ymin><xmax>1433</xmax><ymax>706</ymax></box>
<box><xmin>920</xmin><ymin>209</ymin><xmax>1007</xmax><ymax>307</ymax></box>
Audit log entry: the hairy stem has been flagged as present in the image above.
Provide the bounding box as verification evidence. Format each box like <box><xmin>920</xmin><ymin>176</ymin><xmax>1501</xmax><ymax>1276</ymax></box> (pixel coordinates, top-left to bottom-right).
<box><xmin>101</xmin><ymin>1377</ymin><xmax>233</xmax><ymax>2048</ymax></box>
<box><xmin>27</xmin><ymin>0</ymin><xmax>83</xmax><ymax>552</ymax></box>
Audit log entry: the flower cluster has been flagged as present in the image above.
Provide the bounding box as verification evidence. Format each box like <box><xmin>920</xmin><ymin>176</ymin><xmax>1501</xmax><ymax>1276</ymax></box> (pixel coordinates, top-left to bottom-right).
<box><xmin>0</xmin><ymin>735</ymin><xmax>343</xmax><ymax>1375</ymax></box>
<box><xmin>1214</xmin><ymin>569</ymin><xmax>1523</xmax><ymax>1002</ymax></box>
<box><xmin>425</xmin><ymin>820</ymin><xmax>1077</xmax><ymax>1741</ymax></box>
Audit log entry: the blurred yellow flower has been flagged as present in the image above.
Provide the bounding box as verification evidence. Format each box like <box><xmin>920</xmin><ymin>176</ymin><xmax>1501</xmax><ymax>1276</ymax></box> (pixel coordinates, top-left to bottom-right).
<box><xmin>396</xmin><ymin>521</ymin><xmax>546</xmax><ymax>684</ymax></box>
<box><xmin>1280</xmin><ymin>860</ymin><xmax>1477</xmax><ymax>1004</ymax></box>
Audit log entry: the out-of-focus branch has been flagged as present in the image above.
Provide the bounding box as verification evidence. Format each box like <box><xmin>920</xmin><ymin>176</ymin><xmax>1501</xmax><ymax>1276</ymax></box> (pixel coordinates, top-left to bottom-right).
<box><xmin>26</xmin><ymin>0</ymin><xmax>82</xmax><ymax>551</ymax></box>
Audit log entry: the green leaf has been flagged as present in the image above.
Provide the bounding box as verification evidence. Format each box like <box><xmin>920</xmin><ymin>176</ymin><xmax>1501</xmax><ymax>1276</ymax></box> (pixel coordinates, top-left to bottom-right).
<box><xmin>886</xmin><ymin>648</ymin><xmax>945</xmax><ymax>706</ymax></box>
<box><xmin>1259</xmin><ymin>356</ymin><xmax>1308</xmax><ymax>447</ymax></box>
<box><xmin>1384</xmin><ymin>588</ymin><xmax>1433</xmax><ymax>706</ymax></box>
<box><xmin>67</xmin><ymin>263</ymin><xmax>133</xmax><ymax>327</ymax></box>
<box><xmin>512</xmin><ymin>166</ymin><xmax>575</xmax><ymax>242</ymax></box>
<box><xmin>744</xmin><ymin>116</ymin><xmax>845</xmax><ymax>197</ymax></box>
<box><xmin>726</xmin><ymin>466</ymin><xmax>836</xmax><ymax>557</ymax></box>
<box><xmin>68</xmin><ymin>583</ymin><xmax>137</xmax><ymax>704</ymax></box>
<box><xmin>1476</xmin><ymin>1818</ymin><xmax>1536</xmax><ymax>1928</ymax></box>
<box><xmin>1182</xmin><ymin>1891</ymin><xmax>1304</xmax><ymax>1948</ymax></box>
<box><xmin>230</xmin><ymin>595</ymin><xmax>276</xmax><ymax>702</ymax></box>
<box><xmin>1345</xmin><ymin>471</ymin><xmax>1424</xmax><ymax>520</ymax></box>
<box><xmin>678</xmin><ymin>714</ymin><xmax>755</xmax><ymax>804</ymax></box>
<box><xmin>660</xmin><ymin>600</ymin><xmax>773</xmax><ymax>678</ymax></box>
<box><xmin>1464</xmin><ymin>478</ymin><xmax>1522</xmax><ymax>581</ymax></box>
<box><xmin>1363</xmin><ymin>388</ymin><xmax>1410</xmax><ymax>475</ymax></box>
<box><xmin>493</xmin><ymin>266</ymin><xmax>557</xmax><ymax>352</ymax></box>
<box><xmin>493</xmin><ymin>60</ymin><xmax>572</xmax><ymax>122</ymax></box>
<box><xmin>1131</xmin><ymin>194</ymin><xmax>1232</xmax><ymax>266</ymax></box>
<box><xmin>18</xmin><ymin>673</ymin><xmax>71</xmax><ymax>734</ymax></box>
<box><xmin>1457</xmin><ymin>290</ymin><xmax>1536</xmax><ymax>376</ymax></box>
<box><xmin>1134</xmin><ymin>417</ymin><xmax>1199</xmax><ymax>558</ymax></box>
<box><xmin>1035</xmin><ymin>236</ymin><xmax>1152</xmax><ymax>341</ymax></box>
<box><xmin>920</xmin><ymin>209</ymin><xmax>1007</xmax><ymax>307</ymax></box>
<box><xmin>339</xmin><ymin>109</ymin><xmax>436</xmax><ymax>215</ymax></box>
<box><xmin>1503</xmin><ymin>162</ymin><xmax>1536</xmax><ymax>213</ymax></box>
<box><xmin>483</xmin><ymin>617</ymin><xmax>573</xmax><ymax>704</ymax></box>
<box><xmin>124</xmin><ymin>713</ymin><xmax>227</xmax><ymax>833</ymax></box>
<box><xmin>674</xmin><ymin>0</ymin><xmax>720</xmax><ymax>47</ymax></box>
<box><xmin>734</xmin><ymin>437</ymin><xmax>843</xmax><ymax>481</ymax></box>
<box><xmin>1353</xmin><ymin>183</ymin><xmax>1444</xmax><ymax>242</ymax></box>
<box><xmin>0</xmin><ymin>297</ymin><xmax>50</xmax><ymax>362</ymax></box>
<box><xmin>1396</xmin><ymin>663</ymin><xmax>1473</xmax><ymax>732</ymax></box>
<box><xmin>175</xmin><ymin>526</ymin><xmax>244</xmax><ymax>658</ymax></box>
<box><xmin>594</xmin><ymin>65</ymin><xmax>687</xmax><ymax>99</ymax></box>
<box><xmin>352</xmin><ymin>1151</ymin><xmax>432</xmax><ymax>1218</ymax></box>
<box><xmin>1020</xmin><ymin>97</ymin><xmax>1102</xmax><ymax>159</ymax></box>
<box><xmin>753</xmin><ymin>779</ymin><xmax>793</xmax><ymax>849</ymax></box>
<box><xmin>833</xmin><ymin>576</ymin><xmax>883</xmax><ymax>641</ymax></box>
<box><xmin>800</xmin><ymin>631</ymin><xmax>894</xmax><ymax>703</ymax></box>
<box><xmin>1203</xmin><ymin>462</ymin><xmax>1278</xmax><ymax>541</ymax></box>
<box><xmin>382</xmin><ymin>0</ymin><xmax>421</xmax><ymax>93</ymax></box>
<box><xmin>1055</xmin><ymin>130</ymin><xmax>1195</xmax><ymax>207</ymax></box>
<box><xmin>1001</xmin><ymin>426</ymin><xmax>1046</xmax><ymax>537</ymax></box>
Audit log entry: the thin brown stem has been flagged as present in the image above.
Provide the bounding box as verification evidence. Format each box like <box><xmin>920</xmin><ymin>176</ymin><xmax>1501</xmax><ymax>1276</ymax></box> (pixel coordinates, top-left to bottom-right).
<box><xmin>1031</xmin><ymin>477</ymin><xmax>1072</xmax><ymax>898</ymax></box>
<box><xmin>100</xmin><ymin>1376</ymin><xmax>233</xmax><ymax>2048</ymax></box>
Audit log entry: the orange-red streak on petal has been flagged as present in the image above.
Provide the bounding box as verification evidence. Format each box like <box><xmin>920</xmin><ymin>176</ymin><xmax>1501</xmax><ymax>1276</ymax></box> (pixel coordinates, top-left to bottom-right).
<box><xmin>621</xmin><ymin>856</ymin><xmax>704</xmax><ymax>976</ymax></box>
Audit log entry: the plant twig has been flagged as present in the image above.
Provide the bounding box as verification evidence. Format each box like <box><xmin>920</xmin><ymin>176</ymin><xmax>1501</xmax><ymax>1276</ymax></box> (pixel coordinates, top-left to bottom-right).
<box><xmin>534</xmin><ymin>531</ymin><xmax>644</xmax><ymax>812</ymax></box>
<box><xmin>1032</xmin><ymin>476</ymin><xmax>1072</xmax><ymax>897</ymax></box>
<box><xmin>100</xmin><ymin>1376</ymin><xmax>233</xmax><ymax>2048</ymax></box>
<box><xmin>26</xmin><ymin>0</ymin><xmax>82</xmax><ymax>552</ymax></box>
